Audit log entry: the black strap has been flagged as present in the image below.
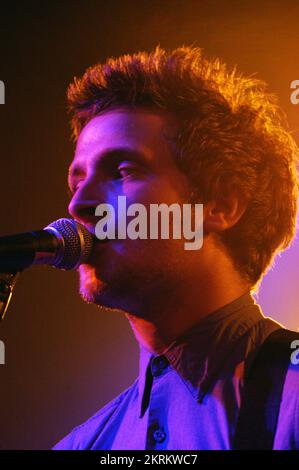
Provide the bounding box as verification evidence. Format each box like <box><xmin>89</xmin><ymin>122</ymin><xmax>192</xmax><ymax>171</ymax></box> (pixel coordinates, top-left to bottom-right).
<box><xmin>233</xmin><ymin>327</ymin><xmax>299</xmax><ymax>450</ymax></box>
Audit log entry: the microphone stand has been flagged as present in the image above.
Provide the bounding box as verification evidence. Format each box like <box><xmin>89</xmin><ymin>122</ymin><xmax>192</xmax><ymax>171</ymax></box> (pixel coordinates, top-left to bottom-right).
<box><xmin>0</xmin><ymin>271</ymin><xmax>20</xmax><ymax>320</ymax></box>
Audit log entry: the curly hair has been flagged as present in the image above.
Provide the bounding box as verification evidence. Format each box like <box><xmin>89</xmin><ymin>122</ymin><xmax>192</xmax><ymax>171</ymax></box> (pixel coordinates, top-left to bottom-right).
<box><xmin>67</xmin><ymin>46</ymin><xmax>299</xmax><ymax>287</ymax></box>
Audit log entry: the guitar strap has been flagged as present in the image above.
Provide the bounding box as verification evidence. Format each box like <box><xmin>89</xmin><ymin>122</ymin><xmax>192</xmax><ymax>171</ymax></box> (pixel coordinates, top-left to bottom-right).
<box><xmin>233</xmin><ymin>327</ymin><xmax>299</xmax><ymax>449</ymax></box>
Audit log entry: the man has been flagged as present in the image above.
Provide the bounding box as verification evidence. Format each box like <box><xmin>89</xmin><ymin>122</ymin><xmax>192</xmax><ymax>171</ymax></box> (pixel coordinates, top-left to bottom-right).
<box><xmin>53</xmin><ymin>46</ymin><xmax>299</xmax><ymax>450</ymax></box>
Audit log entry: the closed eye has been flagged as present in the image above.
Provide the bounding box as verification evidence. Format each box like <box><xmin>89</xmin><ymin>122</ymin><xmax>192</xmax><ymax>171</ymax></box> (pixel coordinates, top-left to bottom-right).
<box><xmin>113</xmin><ymin>164</ymin><xmax>138</xmax><ymax>180</ymax></box>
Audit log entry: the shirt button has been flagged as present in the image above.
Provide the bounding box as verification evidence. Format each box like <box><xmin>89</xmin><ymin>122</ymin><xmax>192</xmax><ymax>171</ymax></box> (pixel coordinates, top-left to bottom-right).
<box><xmin>151</xmin><ymin>355</ymin><xmax>169</xmax><ymax>377</ymax></box>
<box><xmin>153</xmin><ymin>429</ymin><xmax>166</xmax><ymax>443</ymax></box>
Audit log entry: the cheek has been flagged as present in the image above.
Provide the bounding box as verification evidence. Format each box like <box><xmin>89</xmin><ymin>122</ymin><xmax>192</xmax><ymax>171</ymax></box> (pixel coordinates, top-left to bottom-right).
<box><xmin>127</xmin><ymin>186</ymin><xmax>186</xmax><ymax>209</ymax></box>
<box><xmin>112</xmin><ymin>237</ymin><xmax>185</xmax><ymax>267</ymax></box>
<box><xmin>95</xmin><ymin>176</ymin><xmax>190</xmax><ymax>252</ymax></box>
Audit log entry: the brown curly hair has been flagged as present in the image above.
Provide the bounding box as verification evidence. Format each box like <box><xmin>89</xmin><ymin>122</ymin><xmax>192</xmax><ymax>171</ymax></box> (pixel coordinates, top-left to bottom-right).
<box><xmin>67</xmin><ymin>46</ymin><xmax>299</xmax><ymax>287</ymax></box>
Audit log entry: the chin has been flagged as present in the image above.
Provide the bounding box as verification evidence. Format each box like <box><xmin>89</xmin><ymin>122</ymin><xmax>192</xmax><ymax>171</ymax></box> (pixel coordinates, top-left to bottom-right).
<box><xmin>78</xmin><ymin>264</ymin><xmax>105</xmax><ymax>303</ymax></box>
<box><xmin>78</xmin><ymin>264</ymin><xmax>123</xmax><ymax>311</ymax></box>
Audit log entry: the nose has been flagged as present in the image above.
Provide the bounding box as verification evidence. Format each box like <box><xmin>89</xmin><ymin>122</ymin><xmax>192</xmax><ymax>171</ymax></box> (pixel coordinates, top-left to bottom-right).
<box><xmin>68</xmin><ymin>180</ymin><xmax>103</xmax><ymax>232</ymax></box>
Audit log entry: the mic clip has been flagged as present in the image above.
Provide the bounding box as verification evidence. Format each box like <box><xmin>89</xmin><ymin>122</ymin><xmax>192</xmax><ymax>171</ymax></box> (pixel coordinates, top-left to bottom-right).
<box><xmin>0</xmin><ymin>271</ymin><xmax>20</xmax><ymax>321</ymax></box>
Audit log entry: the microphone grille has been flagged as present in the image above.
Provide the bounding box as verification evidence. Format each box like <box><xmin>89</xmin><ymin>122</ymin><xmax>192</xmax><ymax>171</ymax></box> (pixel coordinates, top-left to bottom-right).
<box><xmin>45</xmin><ymin>218</ymin><xmax>94</xmax><ymax>270</ymax></box>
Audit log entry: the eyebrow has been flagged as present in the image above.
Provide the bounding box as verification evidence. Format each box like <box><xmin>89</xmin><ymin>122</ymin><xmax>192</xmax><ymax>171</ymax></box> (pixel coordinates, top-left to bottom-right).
<box><xmin>68</xmin><ymin>147</ymin><xmax>149</xmax><ymax>188</ymax></box>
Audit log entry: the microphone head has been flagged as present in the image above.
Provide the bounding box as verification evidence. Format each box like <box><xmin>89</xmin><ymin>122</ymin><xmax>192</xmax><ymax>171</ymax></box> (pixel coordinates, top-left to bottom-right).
<box><xmin>45</xmin><ymin>218</ymin><xmax>94</xmax><ymax>270</ymax></box>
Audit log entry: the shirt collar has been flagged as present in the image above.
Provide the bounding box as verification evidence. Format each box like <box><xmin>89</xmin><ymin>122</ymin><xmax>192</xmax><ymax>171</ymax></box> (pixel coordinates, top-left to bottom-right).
<box><xmin>137</xmin><ymin>290</ymin><xmax>264</xmax><ymax>418</ymax></box>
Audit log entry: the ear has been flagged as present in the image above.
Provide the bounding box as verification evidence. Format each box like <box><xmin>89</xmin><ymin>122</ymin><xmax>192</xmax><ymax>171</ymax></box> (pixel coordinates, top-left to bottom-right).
<box><xmin>203</xmin><ymin>190</ymin><xmax>248</xmax><ymax>234</ymax></box>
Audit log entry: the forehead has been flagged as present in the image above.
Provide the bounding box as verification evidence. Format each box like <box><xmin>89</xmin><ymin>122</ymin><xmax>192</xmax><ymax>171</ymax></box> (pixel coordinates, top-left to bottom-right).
<box><xmin>73</xmin><ymin>108</ymin><xmax>178</xmax><ymax>166</ymax></box>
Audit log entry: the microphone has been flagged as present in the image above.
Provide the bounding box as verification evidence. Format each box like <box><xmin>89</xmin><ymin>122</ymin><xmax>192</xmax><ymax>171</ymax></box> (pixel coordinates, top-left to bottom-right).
<box><xmin>0</xmin><ymin>218</ymin><xmax>94</xmax><ymax>272</ymax></box>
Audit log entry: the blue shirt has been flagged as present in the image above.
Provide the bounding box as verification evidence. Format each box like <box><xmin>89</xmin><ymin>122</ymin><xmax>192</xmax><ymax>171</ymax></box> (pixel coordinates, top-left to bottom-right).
<box><xmin>53</xmin><ymin>291</ymin><xmax>299</xmax><ymax>450</ymax></box>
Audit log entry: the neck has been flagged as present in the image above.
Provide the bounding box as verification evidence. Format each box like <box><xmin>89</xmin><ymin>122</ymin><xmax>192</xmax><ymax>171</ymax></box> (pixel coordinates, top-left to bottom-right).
<box><xmin>125</xmin><ymin>270</ymin><xmax>250</xmax><ymax>355</ymax></box>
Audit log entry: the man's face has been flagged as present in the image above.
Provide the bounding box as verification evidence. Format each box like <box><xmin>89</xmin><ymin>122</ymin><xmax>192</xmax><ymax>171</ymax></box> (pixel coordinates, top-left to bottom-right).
<box><xmin>68</xmin><ymin>108</ymin><xmax>198</xmax><ymax>315</ymax></box>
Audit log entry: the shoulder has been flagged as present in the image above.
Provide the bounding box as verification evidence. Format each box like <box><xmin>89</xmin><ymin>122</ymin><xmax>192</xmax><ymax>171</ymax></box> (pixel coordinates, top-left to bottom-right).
<box><xmin>281</xmin><ymin>340</ymin><xmax>299</xmax><ymax>415</ymax></box>
<box><xmin>52</xmin><ymin>378</ymin><xmax>138</xmax><ymax>450</ymax></box>
<box><xmin>256</xmin><ymin>326</ymin><xmax>299</xmax><ymax>449</ymax></box>
<box><xmin>275</xmin><ymin>356</ymin><xmax>299</xmax><ymax>449</ymax></box>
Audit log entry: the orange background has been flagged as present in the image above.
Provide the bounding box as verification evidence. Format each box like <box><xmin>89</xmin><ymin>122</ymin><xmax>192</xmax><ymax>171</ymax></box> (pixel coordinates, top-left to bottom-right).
<box><xmin>0</xmin><ymin>0</ymin><xmax>298</xmax><ymax>449</ymax></box>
